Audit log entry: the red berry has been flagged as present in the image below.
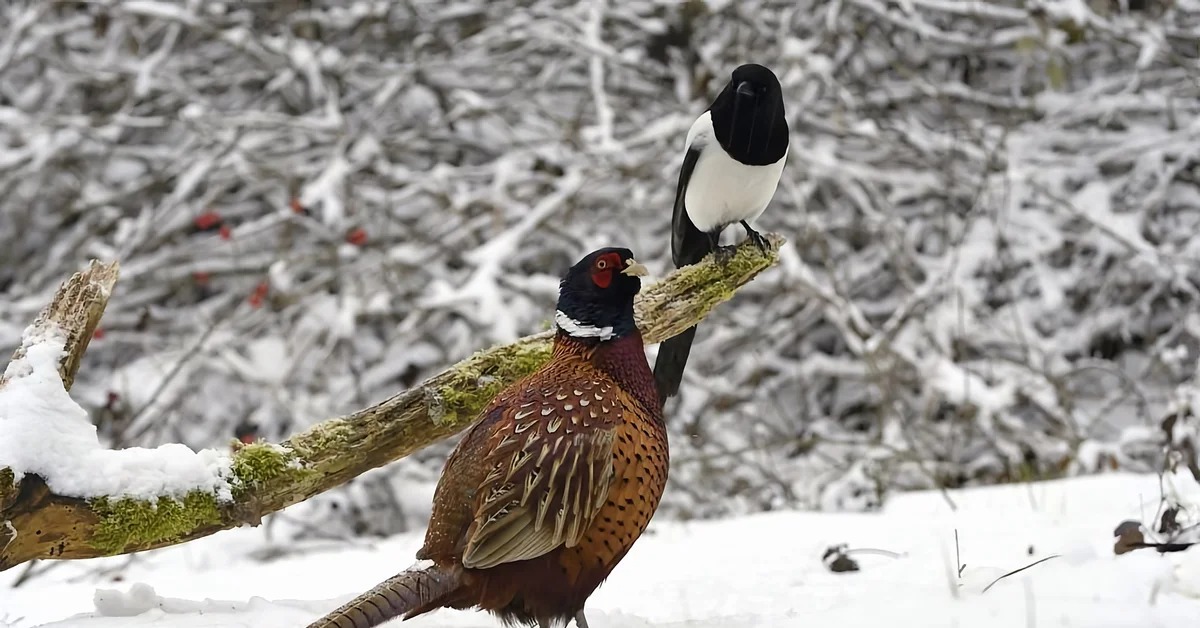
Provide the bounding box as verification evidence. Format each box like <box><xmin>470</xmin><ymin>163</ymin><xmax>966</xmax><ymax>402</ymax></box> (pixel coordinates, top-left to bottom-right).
<box><xmin>219</xmin><ymin>224</ymin><xmax>232</xmax><ymax>240</ymax></box>
<box><xmin>192</xmin><ymin>271</ymin><xmax>211</xmax><ymax>285</ymax></box>
<box><xmin>345</xmin><ymin>227</ymin><xmax>368</xmax><ymax>246</ymax></box>
<box><xmin>194</xmin><ymin>210</ymin><xmax>222</xmax><ymax>231</ymax></box>
<box><xmin>290</xmin><ymin>197</ymin><xmax>306</xmax><ymax>214</ymax></box>
<box><xmin>92</xmin><ymin>328</ymin><xmax>105</xmax><ymax>340</ymax></box>
<box><xmin>248</xmin><ymin>281</ymin><xmax>269</xmax><ymax>308</ymax></box>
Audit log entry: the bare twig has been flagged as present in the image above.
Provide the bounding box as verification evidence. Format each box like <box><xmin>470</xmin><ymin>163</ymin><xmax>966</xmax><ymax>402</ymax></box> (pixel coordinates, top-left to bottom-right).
<box><xmin>982</xmin><ymin>555</ymin><xmax>1062</xmax><ymax>593</ymax></box>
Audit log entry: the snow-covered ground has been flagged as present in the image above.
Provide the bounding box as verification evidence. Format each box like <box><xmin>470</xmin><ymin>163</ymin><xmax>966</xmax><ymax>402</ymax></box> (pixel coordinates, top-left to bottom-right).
<box><xmin>4</xmin><ymin>472</ymin><xmax>1200</xmax><ymax>628</ymax></box>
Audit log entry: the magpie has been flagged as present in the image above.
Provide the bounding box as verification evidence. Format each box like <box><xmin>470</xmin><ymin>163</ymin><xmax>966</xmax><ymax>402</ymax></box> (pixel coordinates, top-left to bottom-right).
<box><xmin>653</xmin><ymin>63</ymin><xmax>789</xmax><ymax>403</ymax></box>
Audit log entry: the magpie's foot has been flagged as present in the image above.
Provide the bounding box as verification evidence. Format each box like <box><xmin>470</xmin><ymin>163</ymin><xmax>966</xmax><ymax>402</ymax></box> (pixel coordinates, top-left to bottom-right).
<box><xmin>713</xmin><ymin>245</ymin><xmax>737</xmax><ymax>265</ymax></box>
<box><xmin>741</xmin><ymin>221</ymin><xmax>770</xmax><ymax>253</ymax></box>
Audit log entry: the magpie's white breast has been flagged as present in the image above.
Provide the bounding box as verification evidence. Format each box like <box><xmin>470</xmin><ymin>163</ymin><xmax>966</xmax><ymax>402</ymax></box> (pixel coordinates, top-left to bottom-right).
<box><xmin>682</xmin><ymin>111</ymin><xmax>788</xmax><ymax>233</ymax></box>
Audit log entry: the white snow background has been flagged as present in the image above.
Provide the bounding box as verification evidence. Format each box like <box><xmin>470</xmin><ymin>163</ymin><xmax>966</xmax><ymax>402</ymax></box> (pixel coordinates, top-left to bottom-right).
<box><xmin>4</xmin><ymin>473</ymin><xmax>1200</xmax><ymax>627</ymax></box>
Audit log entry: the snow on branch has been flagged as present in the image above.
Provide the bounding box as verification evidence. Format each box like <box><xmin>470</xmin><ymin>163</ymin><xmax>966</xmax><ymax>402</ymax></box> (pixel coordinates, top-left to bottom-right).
<box><xmin>0</xmin><ymin>235</ymin><xmax>783</xmax><ymax>571</ymax></box>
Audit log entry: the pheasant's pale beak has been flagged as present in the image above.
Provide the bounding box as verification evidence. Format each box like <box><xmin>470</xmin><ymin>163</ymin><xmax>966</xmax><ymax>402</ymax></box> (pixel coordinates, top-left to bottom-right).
<box><xmin>621</xmin><ymin>259</ymin><xmax>649</xmax><ymax>277</ymax></box>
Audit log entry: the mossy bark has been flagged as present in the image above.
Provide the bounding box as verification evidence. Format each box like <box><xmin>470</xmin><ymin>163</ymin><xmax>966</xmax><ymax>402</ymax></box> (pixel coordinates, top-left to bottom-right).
<box><xmin>90</xmin><ymin>492</ymin><xmax>224</xmax><ymax>555</ymax></box>
<box><xmin>0</xmin><ymin>236</ymin><xmax>783</xmax><ymax>571</ymax></box>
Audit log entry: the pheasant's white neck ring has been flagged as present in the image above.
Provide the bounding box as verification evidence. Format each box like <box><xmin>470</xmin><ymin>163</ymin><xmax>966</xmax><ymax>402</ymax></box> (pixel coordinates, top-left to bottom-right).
<box><xmin>555</xmin><ymin>310</ymin><xmax>614</xmax><ymax>341</ymax></box>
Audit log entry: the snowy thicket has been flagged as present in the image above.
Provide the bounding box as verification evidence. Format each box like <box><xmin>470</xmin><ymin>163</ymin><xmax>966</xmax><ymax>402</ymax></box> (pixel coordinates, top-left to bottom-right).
<box><xmin>1</xmin><ymin>0</ymin><xmax>1199</xmax><ymax>542</ymax></box>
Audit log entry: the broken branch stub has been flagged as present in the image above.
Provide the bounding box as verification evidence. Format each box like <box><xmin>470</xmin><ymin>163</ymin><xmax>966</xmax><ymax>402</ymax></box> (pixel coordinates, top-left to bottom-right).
<box><xmin>0</xmin><ymin>260</ymin><xmax>119</xmax><ymax>391</ymax></box>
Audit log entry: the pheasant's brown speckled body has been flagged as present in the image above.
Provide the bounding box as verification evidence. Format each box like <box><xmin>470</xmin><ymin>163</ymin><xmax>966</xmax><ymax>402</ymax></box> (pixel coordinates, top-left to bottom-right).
<box><xmin>308</xmin><ymin>248</ymin><xmax>666</xmax><ymax>628</ymax></box>
<box><xmin>415</xmin><ymin>329</ymin><xmax>667</xmax><ymax>625</ymax></box>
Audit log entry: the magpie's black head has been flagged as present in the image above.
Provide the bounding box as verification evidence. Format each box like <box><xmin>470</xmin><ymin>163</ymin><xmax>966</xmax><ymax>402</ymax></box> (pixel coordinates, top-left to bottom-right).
<box><xmin>555</xmin><ymin>247</ymin><xmax>648</xmax><ymax>341</ymax></box>
<box><xmin>709</xmin><ymin>63</ymin><xmax>789</xmax><ymax>166</ymax></box>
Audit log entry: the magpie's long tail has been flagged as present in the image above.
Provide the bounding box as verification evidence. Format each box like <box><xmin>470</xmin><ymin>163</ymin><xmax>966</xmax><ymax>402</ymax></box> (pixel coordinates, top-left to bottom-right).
<box><xmin>307</xmin><ymin>563</ymin><xmax>461</xmax><ymax>628</ymax></box>
<box><xmin>652</xmin><ymin>324</ymin><xmax>697</xmax><ymax>404</ymax></box>
<box><xmin>657</xmin><ymin>202</ymin><xmax>716</xmax><ymax>406</ymax></box>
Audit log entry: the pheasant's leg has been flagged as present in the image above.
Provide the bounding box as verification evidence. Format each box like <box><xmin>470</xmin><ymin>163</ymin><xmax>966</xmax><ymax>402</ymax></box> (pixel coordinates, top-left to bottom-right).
<box><xmin>575</xmin><ymin>610</ymin><xmax>591</xmax><ymax>628</ymax></box>
<box><xmin>740</xmin><ymin>220</ymin><xmax>770</xmax><ymax>252</ymax></box>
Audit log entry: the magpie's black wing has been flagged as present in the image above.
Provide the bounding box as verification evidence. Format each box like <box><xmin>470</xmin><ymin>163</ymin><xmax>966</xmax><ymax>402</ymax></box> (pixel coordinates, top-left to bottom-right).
<box><xmin>669</xmin><ymin>145</ymin><xmax>709</xmax><ymax>268</ymax></box>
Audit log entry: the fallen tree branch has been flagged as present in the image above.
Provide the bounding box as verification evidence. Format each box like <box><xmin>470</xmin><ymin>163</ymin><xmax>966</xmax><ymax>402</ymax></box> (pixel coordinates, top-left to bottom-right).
<box><xmin>0</xmin><ymin>235</ymin><xmax>784</xmax><ymax>570</ymax></box>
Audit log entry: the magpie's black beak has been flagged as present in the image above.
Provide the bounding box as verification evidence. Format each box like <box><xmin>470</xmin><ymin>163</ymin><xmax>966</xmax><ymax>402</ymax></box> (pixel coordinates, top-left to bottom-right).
<box><xmin>732</xmin><ymin>81</ymin><xmax>760</xmax><ymax>154</ymax></box>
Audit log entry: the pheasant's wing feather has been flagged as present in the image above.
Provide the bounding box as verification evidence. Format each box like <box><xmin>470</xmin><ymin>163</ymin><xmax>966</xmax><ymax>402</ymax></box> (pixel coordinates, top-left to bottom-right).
<box><xmin>461</xmin><ymin>377</ymin><xmax>622</xmax><ymax>570</ymax></box>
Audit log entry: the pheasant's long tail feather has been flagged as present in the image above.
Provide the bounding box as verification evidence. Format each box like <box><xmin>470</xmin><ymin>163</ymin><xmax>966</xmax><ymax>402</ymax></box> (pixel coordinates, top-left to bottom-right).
<box><xmin>306</xmin><ymin>563</ymin><xmax>461</xmax><ymax>628</ymax></box>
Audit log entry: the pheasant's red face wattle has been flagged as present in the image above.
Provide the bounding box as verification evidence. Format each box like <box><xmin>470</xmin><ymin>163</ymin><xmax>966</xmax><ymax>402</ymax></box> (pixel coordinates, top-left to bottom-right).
<box><xmin>592</xmin><ymin>270</ymin><xmax>611</xmax><ymax>289</ymax></box>
<box><xmin>589</xmin><ymin>252</ymin><xmax>622</xmax><ymax>289</ymax></box>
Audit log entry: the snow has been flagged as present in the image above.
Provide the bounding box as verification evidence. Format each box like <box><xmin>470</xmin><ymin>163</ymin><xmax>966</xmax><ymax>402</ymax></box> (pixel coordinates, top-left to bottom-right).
<box><xmin>0</xmin><ymin>326</ymin><xmax>233</xmax><ymax>502</ymax></box>
<box><xmin>299</xmin><ymin>150</ymin><xmax>351</xmax><ymax>227</ymax></box>
<box><xmin>4</xmin><ymin>472</ymin><xmax>1200</xmax><ymax>627</ymax></box>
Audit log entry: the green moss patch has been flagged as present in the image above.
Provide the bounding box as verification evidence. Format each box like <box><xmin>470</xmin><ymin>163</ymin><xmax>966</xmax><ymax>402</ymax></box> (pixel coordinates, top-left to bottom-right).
<box><xmin>657</xmin><ymin>241</ymin><xmax>778</xmax><ymax>318</ymax></box>
<box><xmin>687</xmin><ymin>242</ymin><xmax>776</xmax><ymax>294</ymax></box>
<box><xmin>90</xmin><ymin>491</ymin><xmax>221</xmax><ymax>555</ymax></box>
<box><xmin>230</xmin><ymin>442</ymin><xmax>302</xmax><ymax>493</ymax></box>
<box><xmin>433</xmin><ymin>340</ymin><xmax>553</xmax><ymax>427</ymax></box>
<box><xmin>285</xmin><ymin>419</ymin><xmax>358</xmax><ymax>462</ymax></box>
<box><xmin>86</xmin><ymin>443</ymin><xmax>321</xmax><ymax>555</ymax></box>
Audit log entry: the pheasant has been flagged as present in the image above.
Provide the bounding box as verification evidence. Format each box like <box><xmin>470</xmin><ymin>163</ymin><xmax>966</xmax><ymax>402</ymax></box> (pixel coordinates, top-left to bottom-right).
<box><xmin>307</xmin><ymin>247</ymin><xmax>668</xmax><ymax>628</ymax></box>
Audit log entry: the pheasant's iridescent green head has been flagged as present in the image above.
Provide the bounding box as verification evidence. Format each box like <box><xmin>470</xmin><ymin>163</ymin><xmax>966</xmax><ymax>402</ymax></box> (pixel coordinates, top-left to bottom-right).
<box><xmin>554</xmin><ymin>247</ymin><xmax>648</xmax><ymax>342</ymax></box>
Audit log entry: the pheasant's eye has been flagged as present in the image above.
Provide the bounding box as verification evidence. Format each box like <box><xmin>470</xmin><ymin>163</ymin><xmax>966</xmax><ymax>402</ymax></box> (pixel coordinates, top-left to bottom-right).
<box><xmin>596</xmin><ymin>259</ymin><xmax>608</xmax><ymax>270</ymax></box>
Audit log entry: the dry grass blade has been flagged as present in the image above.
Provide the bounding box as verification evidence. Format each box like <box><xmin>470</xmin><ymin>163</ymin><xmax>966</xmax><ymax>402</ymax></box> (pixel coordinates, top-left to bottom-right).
<box><xmin>982</xmin><ymin>555</ymin><xmax>1062</xmax><ymax>593</ymax></box>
